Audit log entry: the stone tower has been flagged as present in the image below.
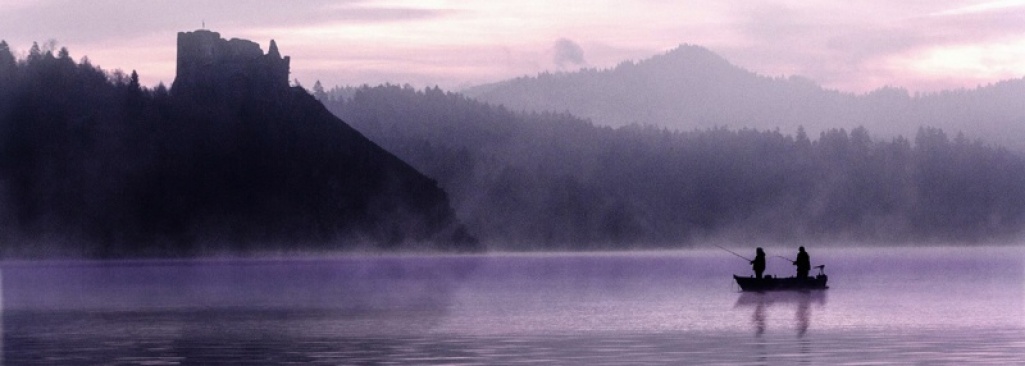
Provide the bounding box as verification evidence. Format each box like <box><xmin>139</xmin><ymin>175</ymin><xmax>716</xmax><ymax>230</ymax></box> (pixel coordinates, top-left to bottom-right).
<box><xmin>171</xmin><ymin>30</ymin><xmax>290</xmax><ymax>97</ymax></box>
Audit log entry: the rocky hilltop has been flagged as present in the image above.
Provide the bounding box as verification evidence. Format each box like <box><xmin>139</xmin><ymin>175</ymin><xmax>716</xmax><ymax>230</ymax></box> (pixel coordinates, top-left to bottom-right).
<box><xmin>0</xmin><ymin>31</ymin><xmax>477</xmax><ymax>257</ymax></box>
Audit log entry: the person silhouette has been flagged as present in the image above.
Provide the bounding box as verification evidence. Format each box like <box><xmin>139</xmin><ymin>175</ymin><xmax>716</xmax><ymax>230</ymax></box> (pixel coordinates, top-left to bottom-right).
<box><xmin>793</xmin><ymin>246</ymin><xmax>811</xmax><ymax>279</ymax></box>
<box><xmin>751</xmin><ymin>247</ymin><xmax>766</xmax><ymax>279</ymax></box>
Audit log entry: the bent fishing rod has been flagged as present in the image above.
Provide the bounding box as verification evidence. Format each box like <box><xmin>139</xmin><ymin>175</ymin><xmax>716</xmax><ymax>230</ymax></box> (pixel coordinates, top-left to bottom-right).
<box><xmin>714</xmin><ymin>244</ymin><xmax>752</xmax><ymax>261</ymax></box>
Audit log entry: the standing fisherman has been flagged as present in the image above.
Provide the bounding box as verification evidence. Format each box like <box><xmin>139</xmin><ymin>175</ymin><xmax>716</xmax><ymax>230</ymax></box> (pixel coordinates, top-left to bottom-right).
<box><xmin>793</xmin><ymin>246</ymin><xmax>811</xmax><ymax>279</ymax></box>
<box><xmin>751</xmin><ymin>247</ymin><xmax>766</xmax><ymax>279</ymax></box>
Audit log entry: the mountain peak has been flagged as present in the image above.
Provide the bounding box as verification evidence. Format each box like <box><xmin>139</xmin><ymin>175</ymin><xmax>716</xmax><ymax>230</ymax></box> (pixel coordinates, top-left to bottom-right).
<box><xmin>628</xmin><ymin>44</ymin><xmax>741</xmax><ymax>75</ymax></box>
<box><xmin>661</xmin><ymin>44</ymin><xmax>725</xmax><ymax>61</ymax></box>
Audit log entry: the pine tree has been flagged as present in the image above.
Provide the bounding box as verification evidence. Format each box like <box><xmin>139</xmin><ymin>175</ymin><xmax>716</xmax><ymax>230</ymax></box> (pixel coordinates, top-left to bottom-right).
<box><xmin>312</xmin><ymin>80</ymin><xmax>327</xmax><ymax>101</ymax></box>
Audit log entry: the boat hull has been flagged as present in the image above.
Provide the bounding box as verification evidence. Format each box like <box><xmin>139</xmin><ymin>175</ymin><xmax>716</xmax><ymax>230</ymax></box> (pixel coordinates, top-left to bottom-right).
<box><xmin>733</xmin><ymin>274</ymin><xmax>828</xmax><ymax>292</ymax></box>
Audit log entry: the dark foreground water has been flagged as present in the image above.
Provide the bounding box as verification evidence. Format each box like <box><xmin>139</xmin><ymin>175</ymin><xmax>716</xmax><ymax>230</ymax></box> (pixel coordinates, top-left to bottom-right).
<box><xmin>2</xmin><ymin>246</ymin><xmax>1024</xmax><ymax>365</ymax></box>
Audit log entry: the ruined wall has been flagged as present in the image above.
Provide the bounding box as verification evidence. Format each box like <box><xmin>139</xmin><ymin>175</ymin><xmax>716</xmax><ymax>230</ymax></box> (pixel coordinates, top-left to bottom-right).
<box><xmin>171</xmin><ymin>30</ymin><xmax>290</xmax><ymax>97</ymax></box>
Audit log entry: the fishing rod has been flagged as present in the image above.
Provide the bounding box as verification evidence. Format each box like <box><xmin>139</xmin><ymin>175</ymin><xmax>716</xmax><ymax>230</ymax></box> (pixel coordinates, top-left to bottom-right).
<box><xmin>775</xmin><ymin>256</ymin><xmax>827</xmax><ymax>273</ymax></box>
<box><xmin>774</xmin><ymin>255</ymin><xmax>824</xmax><ymax>266</ymax></box>
<box><xmin>714</xmin><ymin>244</ymin><xmax>752</xmax><ymax>262</ymax></box>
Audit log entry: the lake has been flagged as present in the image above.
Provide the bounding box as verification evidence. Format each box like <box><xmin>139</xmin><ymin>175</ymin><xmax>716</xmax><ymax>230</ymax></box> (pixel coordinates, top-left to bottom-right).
<box><xmin>2</xmin><ymin>246</ymin><xmax>1024</xmax><ymax>364</ymax></box>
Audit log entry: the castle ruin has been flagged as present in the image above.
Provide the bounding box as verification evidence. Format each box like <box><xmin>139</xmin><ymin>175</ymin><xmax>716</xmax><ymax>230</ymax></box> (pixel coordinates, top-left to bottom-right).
<box><xmin>171</xmin><ymin>30</ymin><xmax>290</xmax><ymax>96</ymax></box>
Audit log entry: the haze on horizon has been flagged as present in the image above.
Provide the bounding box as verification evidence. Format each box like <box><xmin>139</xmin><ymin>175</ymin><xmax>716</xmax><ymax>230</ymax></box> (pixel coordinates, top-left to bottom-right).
<box><xmin>2</xmin><ymin>0</ymin><xmax>1024</xmax><ymax>94</ymax></box>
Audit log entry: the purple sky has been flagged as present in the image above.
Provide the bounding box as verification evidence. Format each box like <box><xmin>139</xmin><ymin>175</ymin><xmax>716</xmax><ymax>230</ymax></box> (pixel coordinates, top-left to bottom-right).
<box><xmin>2</xmin><ymin>0</ymin><xmax>1024</xmax><ymax>93</ymax></box>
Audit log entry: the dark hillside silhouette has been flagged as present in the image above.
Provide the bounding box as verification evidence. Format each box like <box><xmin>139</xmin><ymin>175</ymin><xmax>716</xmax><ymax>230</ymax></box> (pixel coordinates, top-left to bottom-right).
<box><xmin>322</xmin><ymin>84</ymin><xmax>1025</xmax><ymax>248</ymax></box>
<box><xmin>464</xmin><ymin>44</ymin><xmax>1025</xmax><ymax>151</ymax></box>
<box><xmin>0</xmin><ymin>32</ymin><xmax>476</xmax><ymax>258</ymax></box>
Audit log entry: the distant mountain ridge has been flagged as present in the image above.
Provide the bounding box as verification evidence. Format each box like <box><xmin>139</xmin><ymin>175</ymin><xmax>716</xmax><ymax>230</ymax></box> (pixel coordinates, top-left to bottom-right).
<box><xmin>464</xmin><ymin>44</ymin><xmax>1025</xmax><ymax>149</ymax></box>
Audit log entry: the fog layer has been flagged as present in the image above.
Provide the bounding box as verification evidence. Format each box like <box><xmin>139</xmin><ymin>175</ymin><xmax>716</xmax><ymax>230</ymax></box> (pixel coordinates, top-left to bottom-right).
<box><xmin>323</xmin><ymin>85</ymin><xmax>1025</xmax><ymax>249</ymax></box>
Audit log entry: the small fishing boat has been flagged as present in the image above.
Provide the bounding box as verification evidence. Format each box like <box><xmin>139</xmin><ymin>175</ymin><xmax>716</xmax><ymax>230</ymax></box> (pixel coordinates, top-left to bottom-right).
<box><xmin>733</xmin><ymin>266</ymin><xmax>829</xmax><ymax>292</ymax></box>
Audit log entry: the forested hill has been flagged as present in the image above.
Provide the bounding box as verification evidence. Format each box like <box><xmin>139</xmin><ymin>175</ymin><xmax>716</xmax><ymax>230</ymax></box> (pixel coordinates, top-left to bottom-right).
<box><xmin>0</xmin><ymin>36</ymin><xmax>476</xmax><ymax>258</ymax></box>
<box><xmin>464</xmin><ymin>44</ymin><xmax>1025</xmax><ymax>151</ymax></box>
<box><xmin>322</xmin><ymin>84</ymin><xmax>1025</xmax><ymax>248</ymax></box>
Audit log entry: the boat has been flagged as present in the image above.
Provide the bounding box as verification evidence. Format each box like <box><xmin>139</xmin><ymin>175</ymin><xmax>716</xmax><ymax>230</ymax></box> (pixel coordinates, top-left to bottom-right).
<box><xmin>733</xmin><ymin>265</ymin><xmax>828</xmax><ymax>292</ymax></box>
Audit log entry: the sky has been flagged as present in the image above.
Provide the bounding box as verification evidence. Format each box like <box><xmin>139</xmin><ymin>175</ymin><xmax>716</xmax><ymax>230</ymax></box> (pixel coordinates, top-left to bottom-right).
<box><xmin>1</xmin><ymin>0</ymin><xmax>1024</xmax><ymax>93</ymax></box>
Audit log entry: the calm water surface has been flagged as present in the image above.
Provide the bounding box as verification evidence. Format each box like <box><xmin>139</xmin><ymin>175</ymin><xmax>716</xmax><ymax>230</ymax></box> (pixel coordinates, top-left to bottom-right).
<box><xmin>2</xmin><ymin>246</ymin><xmax>1024</xmax><ymax>364</ymax></box>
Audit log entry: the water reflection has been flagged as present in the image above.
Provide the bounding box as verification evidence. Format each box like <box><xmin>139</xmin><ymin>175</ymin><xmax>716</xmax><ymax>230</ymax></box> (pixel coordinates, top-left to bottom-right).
<box><xmin>1</xmin><ymin>256</ymin><xmax>480</xmax><ymax>314</ymax></box>
<box><xmin>2</xmin><ymin>248</ymin><xmax>1023</xmax><ymax>364</ymax></box>
<box><xmin>733</xmin><ymin>291</ymin><xmax>827</xmax><ymax>338</ymax></box>
<box><xmin>1</xmin><ymin>256</ymin><xmax>482</xmax><ymax>364</ymax></box>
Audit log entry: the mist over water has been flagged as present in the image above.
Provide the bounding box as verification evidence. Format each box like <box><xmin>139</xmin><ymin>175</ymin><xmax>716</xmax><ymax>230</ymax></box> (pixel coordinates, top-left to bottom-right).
<box><xmin>3</xmin><ymin>246</ymin><xmax>1024</xmax><ymax>364</ymax></box>
<box><xmin>6</xmin><ymin>23</ymin><xmax>1025</xmax><ymax>365</ymax></box>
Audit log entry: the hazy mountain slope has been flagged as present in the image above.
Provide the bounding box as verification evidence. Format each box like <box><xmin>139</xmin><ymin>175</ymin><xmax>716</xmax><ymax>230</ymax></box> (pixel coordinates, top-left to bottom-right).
<box><xmin>0</xmin><ymin>36</ymin><xmax>476</xmax><ymax>258</ymax></box>
<box><xmin>321</xmin><ymin>85</ymin><xmax>1025</xmax><ymax>248</ymax></box>
<box><xmin>464</xmin><ymin>45</ymin><xmax>1025</xmax><ymax>150</ymax></box>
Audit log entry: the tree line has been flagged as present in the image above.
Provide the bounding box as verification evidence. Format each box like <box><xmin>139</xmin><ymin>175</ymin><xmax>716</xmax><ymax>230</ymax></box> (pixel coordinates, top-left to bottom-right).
<box><xmin>322</xmin><ymin>84</ymin><xmax>1025</xmax><ymax>248</ymax></box>
<box><xmin>0</xmin><ymin>42</ymin><xmax>474</xmax><ymax>257</ymax></box>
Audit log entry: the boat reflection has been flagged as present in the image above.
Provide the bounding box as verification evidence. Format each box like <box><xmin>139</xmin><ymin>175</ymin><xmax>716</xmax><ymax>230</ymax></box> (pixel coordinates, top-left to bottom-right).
<box><xmin>733</xmin><ymin>291</ymin><xmax>827</xmax><ymax>338</ymax></box>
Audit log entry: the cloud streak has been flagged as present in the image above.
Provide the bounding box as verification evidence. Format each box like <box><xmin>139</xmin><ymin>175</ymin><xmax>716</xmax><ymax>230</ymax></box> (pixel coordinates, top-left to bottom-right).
<box><xmin>930</xmin><ymin>0</ymin><xmax>1025</xmax><ymax>16</ymax></box>
<box><xmin>0</xmin><ymin>1</ymin><xmax>453</xmax><ymax>44</ymax></box>
<box><xmin>717</xmin><ymin>1</ymin><xmax>1025</xmax><ymax>91</ymax></box>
